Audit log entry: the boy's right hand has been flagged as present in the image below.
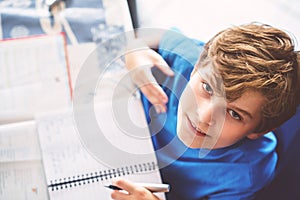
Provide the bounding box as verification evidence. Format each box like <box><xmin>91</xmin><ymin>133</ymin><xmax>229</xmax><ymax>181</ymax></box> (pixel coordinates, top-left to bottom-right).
<box><xmin>125</xmin><ymin>48</ymin><xmax>174</xmax><ymax>113</ymax></box>
<box><xmin>110</xmin><ymin>178</ymin><xmax>161</xmax><ymax>200</ymax></box>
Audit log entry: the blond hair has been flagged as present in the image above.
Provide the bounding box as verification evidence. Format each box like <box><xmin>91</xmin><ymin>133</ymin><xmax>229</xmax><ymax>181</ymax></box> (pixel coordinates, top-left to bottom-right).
<box><xmin>197</xmin><ymin>23</ymin><xmax>299</xmax><ymax>132</ymax></box>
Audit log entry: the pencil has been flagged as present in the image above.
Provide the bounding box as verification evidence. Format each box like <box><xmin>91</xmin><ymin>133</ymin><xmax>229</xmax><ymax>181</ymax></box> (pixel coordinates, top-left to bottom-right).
<box><xmin>105</xmin><ymin>182</ymin><xmax>170</xmax><ymax>193</ymax></box>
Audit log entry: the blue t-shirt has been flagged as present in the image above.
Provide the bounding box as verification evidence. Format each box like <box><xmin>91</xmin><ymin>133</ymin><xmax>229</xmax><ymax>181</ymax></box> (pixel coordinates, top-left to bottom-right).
<box><xmin>141</xmin><ymin>30</ymin><xmax>278</xmax><ymax>200</ymax></box>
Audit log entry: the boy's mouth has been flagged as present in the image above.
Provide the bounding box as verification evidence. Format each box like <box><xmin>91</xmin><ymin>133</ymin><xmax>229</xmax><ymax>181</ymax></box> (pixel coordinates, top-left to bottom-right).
<box><xmin>186</xmin><ymin>116</ymin><xmax>208</xmax><ymax>137</ymax></box>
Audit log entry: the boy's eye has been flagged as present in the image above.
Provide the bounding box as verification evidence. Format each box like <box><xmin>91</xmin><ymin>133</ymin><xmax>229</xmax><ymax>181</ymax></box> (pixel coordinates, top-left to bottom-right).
<box><xmin>202</xmin><ymin>82</ymin><xmax>213</xmax><ymax>95</ymax></box>
<box><xmin>228</xmin><ymin>110</ymin><xmax>241</xmax><ymax>120</ymax></box>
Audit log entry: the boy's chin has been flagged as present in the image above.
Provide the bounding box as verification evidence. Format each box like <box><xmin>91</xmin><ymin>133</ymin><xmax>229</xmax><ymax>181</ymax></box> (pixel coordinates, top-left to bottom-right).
<box><xmin>177</xmin><ymin>133</ymin><xmax>202</xmax><ymax>149</ymax></box>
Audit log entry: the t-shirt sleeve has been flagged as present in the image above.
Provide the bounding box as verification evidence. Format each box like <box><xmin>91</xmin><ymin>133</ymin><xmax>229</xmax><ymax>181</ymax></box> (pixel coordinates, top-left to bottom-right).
<box><xmin>158</xmin><ymin>29</ymin><xmax>204</xmax><ymax>68</ymax></box>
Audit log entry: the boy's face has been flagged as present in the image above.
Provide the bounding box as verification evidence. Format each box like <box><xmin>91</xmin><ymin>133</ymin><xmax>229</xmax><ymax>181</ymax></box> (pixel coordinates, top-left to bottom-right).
<box><xmin>177</xmin><ymin>64</ymin><xmax>266</xmax><ymax>149</ymax></box>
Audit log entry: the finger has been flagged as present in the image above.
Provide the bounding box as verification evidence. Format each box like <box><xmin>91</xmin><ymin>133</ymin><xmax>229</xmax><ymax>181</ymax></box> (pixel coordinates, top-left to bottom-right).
<box><xmin>130</xmin><ymin>69</ymin><xmax>168</xmax><ymax>112</ymax></box>
<box><xmin>134</xmin><ymin>71</ymin><xmax>168</xmax><ymax>103</ymax></box>
<box><xmin>111</xmin><ymin>190</ymin><xmax>129</xmax><ymax>200</ymax></box>
<box><xmin>142</xmin><ymin>97</ymin><xmax>167</xmax><ymax>113</ymax></box>
<box><xmin>152</xmin><ymin>53</ymin><xmax>174</xmax><ymax>76</ymax></box>
<box><xmin>140</xmin><ymin>85</ymin><xmax>168</xmax><ymax>113</ymax></box>
<box><xmin>113</xmin><ymin>178</ymin><xmax>136</xmax><ymax>194</ymax></box>
<box><xmin>141</xmin><ymin>83</ymin><xmax>168</xmax><ymax>103</ymax></box>
<box><xmin>152</xmin><ymin>104</ymin><xmax>167</xmax><ymax>114</ymax></box>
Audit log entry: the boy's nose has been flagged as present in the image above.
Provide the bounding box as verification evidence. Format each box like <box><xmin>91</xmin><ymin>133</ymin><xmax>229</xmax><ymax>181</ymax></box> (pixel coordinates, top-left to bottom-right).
<box><xmin>196</xmin><ymin>98</ymin><xmax>227</xmax><ymax>128</ymax></box>
<box><xmin>197</xmin><ymin>102</ymin><xmax>215</xmax><ymax>126</ymax></box>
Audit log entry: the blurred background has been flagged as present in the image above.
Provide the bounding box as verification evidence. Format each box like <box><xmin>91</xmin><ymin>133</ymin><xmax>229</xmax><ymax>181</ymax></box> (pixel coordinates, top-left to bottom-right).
<box><xmin>132</xmin><ymin>0</ymin><xmax>300</xmax><ymax>49</ymax></box>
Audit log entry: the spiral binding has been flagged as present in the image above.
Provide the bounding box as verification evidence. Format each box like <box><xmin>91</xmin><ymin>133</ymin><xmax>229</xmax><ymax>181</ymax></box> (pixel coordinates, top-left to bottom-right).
<box><xmin>48</xmin><ymin>161</ymin><xmax>158</xmax><ymax>191</ymax></box>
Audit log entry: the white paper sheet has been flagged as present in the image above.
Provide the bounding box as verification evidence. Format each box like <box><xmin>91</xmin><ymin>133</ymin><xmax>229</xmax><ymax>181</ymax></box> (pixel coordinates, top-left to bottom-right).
<box><xmin>0</xmin><ymin>121</ymin><xmax>49</xmax><ymax>200</ymax></box>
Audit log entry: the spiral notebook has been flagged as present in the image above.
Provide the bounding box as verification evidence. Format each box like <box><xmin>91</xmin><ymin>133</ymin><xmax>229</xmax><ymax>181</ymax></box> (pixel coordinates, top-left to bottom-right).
<box><xmin>37</xmin><ymin>96</ymin><xmax>165</xmax><ymax>200</ymax></box>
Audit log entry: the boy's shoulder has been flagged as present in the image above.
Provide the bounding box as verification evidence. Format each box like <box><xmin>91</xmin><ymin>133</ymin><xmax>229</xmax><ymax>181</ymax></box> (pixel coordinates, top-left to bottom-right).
<box><xmin>237</xmin><ymin>132</ymin><xmax>277</xmax><ymax>189</ymax></box>
<box><xmin>204</xmin><ymin>132</ymin><xmax>277</xmax><ymax>164</ymax></box>
<box><xmin>239</xmin><ymin>132</ymin><xmax>277</xmax><ymax>160</ymax></box>
<box><xmin>158</xmin><ymin>29</ymin><xmax>204</xmax><ymax>66</ymax></box>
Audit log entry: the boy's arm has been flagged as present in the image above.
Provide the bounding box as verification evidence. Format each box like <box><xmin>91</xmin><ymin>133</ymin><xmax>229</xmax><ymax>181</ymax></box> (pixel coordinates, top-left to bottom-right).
<box><xmin>125</xmin><ymin>29</ymin><xmax>174</xmax><ymax>113</ymax></box>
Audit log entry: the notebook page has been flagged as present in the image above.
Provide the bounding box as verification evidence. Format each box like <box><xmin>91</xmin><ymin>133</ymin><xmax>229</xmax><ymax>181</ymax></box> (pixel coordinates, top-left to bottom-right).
<box><xmin>37</xmin><ymin>98</ymin><xmax>165</xmax><ymax>200</ymax></box>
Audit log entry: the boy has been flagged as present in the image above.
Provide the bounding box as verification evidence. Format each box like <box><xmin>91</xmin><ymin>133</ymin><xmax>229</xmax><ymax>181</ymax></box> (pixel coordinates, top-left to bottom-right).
<box><xmin>111</xmin><ymin>23</ymin><xmax>299</xmax><ymax>200</ymax></box>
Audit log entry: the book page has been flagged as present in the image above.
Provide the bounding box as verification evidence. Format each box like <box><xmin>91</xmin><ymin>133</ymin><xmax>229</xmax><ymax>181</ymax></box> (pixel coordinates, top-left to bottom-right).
<box><xmin>0</xmin><ymin>161</ymin><xmax>48</xmax><ymax>200</ymax></box>
<box><xmin>0</xmin><ymin>33</ymin><xmax>72</xmax><ymax>124</ymax></box>
<box><xmin>0</xmin><ymin>121</ymin><xmax>40</xmax><ymax>162</ymax></box>
<box><xmin>0</xmin><ymin>121</ymin><xmax>48</xmax><ymax>200</ymax></box>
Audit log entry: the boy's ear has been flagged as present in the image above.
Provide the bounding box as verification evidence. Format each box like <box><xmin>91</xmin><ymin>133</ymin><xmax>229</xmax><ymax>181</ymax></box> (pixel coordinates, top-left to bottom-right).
<box><xmin>190</xmin><ymin>67</ymin><xmax>197</xmax><ymax>77</ymax></box>
<box><xmin>247</xmin><ymin>129</ymin><xmax>273</xmax><ymax>140</ymax></box>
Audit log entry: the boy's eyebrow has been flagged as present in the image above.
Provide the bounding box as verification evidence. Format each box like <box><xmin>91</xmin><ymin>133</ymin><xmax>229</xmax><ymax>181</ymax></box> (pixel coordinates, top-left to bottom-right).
<box><xmin>230</xmin><ymin>105</ymin><xmax>253</xmax><ymax>119</ymax></box>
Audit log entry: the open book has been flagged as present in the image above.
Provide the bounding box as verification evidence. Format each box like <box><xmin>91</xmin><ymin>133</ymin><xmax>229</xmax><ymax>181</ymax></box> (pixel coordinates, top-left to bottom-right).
<box><xmin>0</xmin><ymin>32</ymin><xmax>73</xmax><ymax>200</ymax></box>
<box><xmin>36</xmin><ymin>82</ymin><xmax>166</xmax><ymax>199</ymax></box>
<box><xmin>0</xmin><ymin>33</ymin><xmax>72</xmax><ymax>124</ymax></box>
<box><xmin>0</xmin><ymin>120</ymin><xmax>49</xmax><ymax>200</ymax></box>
